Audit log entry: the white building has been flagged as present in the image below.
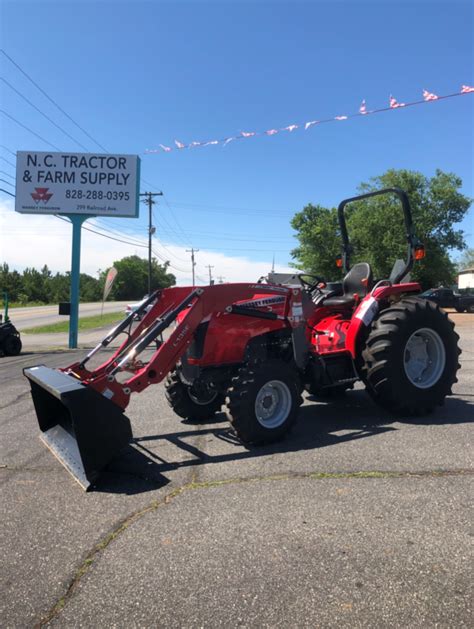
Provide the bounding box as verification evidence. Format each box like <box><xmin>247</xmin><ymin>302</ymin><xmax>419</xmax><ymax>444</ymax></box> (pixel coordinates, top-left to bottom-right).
<box><xmin>458</xmin><ymin>268</ymin><xmax>474</xmax><ymax>289</ymax></box>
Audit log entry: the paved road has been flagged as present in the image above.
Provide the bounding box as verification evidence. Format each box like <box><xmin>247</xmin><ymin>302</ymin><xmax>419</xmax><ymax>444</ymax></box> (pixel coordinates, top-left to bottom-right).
<box><xmin>1</xmin><ymin>313</ymin><xmax>472</xmax><ymax>627</ymax></box>
<box><xmin>9</xmin><ymin>301</ymin><xmax>128</xmax><ymax>331</ymax></box>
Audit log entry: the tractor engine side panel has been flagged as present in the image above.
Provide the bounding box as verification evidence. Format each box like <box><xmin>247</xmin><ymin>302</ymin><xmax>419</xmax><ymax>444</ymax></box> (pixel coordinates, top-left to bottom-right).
<box><xmin>187</xmin><ymin>312</ymin><xmax>286</xmax><ymax>367</ymax></box>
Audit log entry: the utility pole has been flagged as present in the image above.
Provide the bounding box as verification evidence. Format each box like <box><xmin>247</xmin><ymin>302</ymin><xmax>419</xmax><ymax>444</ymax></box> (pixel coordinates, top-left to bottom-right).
<box><xmin>186</xmin><ymin>248</ymin><xmax>199</xmax><ymax>286</ymax></box>
<box><xmin>206</xmin><ymin>265</ymin><xmax>215</xmax><ymax>285</ymax></box>
<box><xmin>140</xmin><ymin>191</ymin><xmax>163</xmax><ymax>295</ymax></box>
<box><xmin>217</xmin><ymin>275</ymin><xmax>225</xmax><ymax>284</ymax></box>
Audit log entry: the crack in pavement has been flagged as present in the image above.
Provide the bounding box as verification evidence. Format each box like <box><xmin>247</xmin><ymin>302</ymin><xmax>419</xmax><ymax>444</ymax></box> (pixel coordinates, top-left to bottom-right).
<box><xmin>0</xmin><ymin>390</ymin><xmax>31</xmax><ymax>411</ymax></box>
<box><xmin>35</xmin><ymin>467</ymin><xmax>473</xmax><ymax>627</ymax></box>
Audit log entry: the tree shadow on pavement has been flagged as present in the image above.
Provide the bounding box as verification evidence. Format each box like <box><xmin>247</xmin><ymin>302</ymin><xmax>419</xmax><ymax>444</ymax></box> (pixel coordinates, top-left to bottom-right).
<box><xmin>96</xmin><ymin>390</ymin><xmax>473</xmax><ymax>495</ymax></box>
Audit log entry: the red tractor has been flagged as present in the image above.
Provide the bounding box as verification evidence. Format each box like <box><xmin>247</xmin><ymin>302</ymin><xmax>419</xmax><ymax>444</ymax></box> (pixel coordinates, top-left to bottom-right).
<box><xmin>24</xmin><ymin>188</ymin><xmax>460</xmax><ymax>489</ymax></box>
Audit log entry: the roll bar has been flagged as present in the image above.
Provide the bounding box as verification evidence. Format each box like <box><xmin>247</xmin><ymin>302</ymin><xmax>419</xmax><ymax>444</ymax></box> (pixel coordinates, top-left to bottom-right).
<box><xmin>337</xmin><ymin>187</ymin><xmax>422</xmax><ymax>285</ymax></box>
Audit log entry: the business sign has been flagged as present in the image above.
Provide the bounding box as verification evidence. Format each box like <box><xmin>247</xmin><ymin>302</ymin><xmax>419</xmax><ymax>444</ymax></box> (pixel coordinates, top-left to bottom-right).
<box><xmin>15</xmin><ymin>151</ymin><xmax>140</xmax><ymax>217</ymax></box>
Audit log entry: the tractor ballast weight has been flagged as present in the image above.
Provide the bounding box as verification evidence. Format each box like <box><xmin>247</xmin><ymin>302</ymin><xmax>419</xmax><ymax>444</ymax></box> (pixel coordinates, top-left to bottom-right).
<box><xmin>23</xmin><ymin>188</ymin><xmax>460</xmax><ymax>490</ymax></box>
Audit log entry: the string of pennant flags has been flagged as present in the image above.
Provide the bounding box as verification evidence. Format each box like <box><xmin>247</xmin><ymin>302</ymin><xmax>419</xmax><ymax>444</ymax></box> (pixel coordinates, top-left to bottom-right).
<box><xmin>145</xmin><ymin>85</ymin><xmax>474</xmax><ymax>154</ymax></box>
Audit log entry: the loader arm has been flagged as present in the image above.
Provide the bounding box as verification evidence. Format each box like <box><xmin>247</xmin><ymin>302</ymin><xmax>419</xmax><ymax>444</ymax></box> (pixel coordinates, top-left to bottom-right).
<box><xmin>23</xmin><ymin>283</ymin><xmax>301</xmax><ymax>489</ymax></box>
<box><xmin>65</xmin><ymin>283</ymin><xmax>299</xmax><ymax>410</ymax></box>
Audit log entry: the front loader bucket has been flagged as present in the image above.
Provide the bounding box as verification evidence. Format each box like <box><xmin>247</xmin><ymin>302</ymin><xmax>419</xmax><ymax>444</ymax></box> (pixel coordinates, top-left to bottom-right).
<box><xmin>24</xmin><ymin>366</ymin><xmax>132</xmax><ymax>490</ymax></box>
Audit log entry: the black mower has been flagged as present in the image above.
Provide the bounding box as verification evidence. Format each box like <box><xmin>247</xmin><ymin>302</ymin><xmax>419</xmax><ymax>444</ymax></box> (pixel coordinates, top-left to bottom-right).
<box><xmin>0</xmin><ymin>293</ymin><xmax>22</xmax><ymax>356</ymax></box>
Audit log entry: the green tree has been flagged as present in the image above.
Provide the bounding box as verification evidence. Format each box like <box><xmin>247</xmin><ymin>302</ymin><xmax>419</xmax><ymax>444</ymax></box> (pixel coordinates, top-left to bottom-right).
<box><xmin>103</xmin><ymin>255</ymin><xmax>176</xmax><ymax>300</ymax></box>
<box><xmin>0</xmin><ymin>263</ymin><xmax>23</xmax><ymax>302</ymax></box>
<box><xmin>21</xmin><ymin>267</ymin><xmax>50</xmax><ymax>303</ymax></box>
<box><xmin>291</xmin><ymin>169</ymin><xmax>471</xmax><ymax>289</ymax></box>
<box><xmin>80</xmin><ymin>273</ymin><xmax>102</xmax><ymax>302</ymax></box>
<box><xmin>457</xmin><ymin>247</ymin><xmax>474</xmax><ymax>271</ymax></box>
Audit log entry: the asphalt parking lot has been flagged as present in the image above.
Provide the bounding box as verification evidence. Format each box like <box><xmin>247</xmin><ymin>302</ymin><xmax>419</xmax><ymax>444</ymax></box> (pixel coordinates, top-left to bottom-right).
<box><xmin>1</xmin><ymin>312</ymin><xmax>472</xmax><ymax>628</ymax></box>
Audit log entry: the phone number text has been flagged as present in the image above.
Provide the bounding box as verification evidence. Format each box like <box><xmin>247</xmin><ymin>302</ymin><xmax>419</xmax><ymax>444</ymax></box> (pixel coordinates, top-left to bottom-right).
<box><xmin>65</xmin><ymin>189</ymin><xmax>130</xmax><ymax>200</ymax></box>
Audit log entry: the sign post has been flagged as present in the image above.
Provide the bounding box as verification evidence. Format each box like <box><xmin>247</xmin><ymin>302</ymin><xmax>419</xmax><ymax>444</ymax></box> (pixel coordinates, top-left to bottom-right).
<box><xmin>15</xmin><ymin>151</ymin><xmax>140</xmax><ymax>348</ymax></box>
<box><xmin>69</xmin><ymin>214</ymin><xmax>87</xmax><ymax>348</ymax></box>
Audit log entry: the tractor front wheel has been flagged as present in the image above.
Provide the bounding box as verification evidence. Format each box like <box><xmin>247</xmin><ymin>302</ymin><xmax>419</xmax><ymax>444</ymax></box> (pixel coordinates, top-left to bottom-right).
<box><xmin>226</xmin><ymin>360</ymin><xmax>302</xmax><ymax>444</ymax></box>
<box><xmin>362</xmin><ymin>297</ymin><xmax>460</xmax><ymax>414</ymax></box>
<box><xmin>165</xmin><ymin>369</ymin><xmax>224</xmax><ymax>422</ymax></box>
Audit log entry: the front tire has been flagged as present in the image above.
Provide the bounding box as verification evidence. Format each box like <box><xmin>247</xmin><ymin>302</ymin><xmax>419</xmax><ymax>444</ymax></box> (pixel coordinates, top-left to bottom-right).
<box><xmin>226</xmin><ymin>360</ymin><xmax>302</xmax><ymax>444</ymax></box>
<box><xmin>362</xmin><ymin>298</ymin><xmax>460</xmax><ymax>414</ymax></box>
<box><xmin>165</xmin><ymin>369</ymin><xmax>224</xmax><ymax>421</ymax></box>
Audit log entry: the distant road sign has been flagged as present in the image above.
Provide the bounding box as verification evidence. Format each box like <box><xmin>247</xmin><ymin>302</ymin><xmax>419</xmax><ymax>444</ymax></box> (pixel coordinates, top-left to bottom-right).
<box><xmin>15</xmin><ymin>151</ymin><xmax>140</xmax><ymax>217</ymax></box>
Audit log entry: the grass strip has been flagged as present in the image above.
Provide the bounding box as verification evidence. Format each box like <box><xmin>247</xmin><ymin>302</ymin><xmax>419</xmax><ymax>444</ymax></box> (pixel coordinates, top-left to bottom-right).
<box><xmin>22</xmin><ymin>311</ymin><xmax>122</xmax><ymax>334</ymax></box>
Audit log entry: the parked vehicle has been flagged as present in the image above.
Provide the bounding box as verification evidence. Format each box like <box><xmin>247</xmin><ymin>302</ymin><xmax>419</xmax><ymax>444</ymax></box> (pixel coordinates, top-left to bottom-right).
<box><xmin>420</xmin><ymin>288</ymin><xmax>474</xmax><ymax>313</ymax></box>
<box><xmin>23</xmin><ymin>188</ymin><xmax>461</xmax><ymax>489</ymax></box>
<box><xmin>125</xmin><ymin>295</ymin><xmax>153</xmax><ymax>320</ymax></box>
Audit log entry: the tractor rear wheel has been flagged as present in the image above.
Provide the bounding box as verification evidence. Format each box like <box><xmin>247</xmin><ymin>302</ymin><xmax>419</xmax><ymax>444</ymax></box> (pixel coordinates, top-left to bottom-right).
<box><xmin>362</xmin><ymin>297</ymin><xmax>460</xmax><ymax>414</ymax></box>
<box><xmin>165</xmin><ymin>369</ymin><xmax>224</xmax><ymax>421</ymax></box>
<box><xmin>226</xmin><ymin>360</ymin><xmax>302</xmax><ymax>444</ymax></box>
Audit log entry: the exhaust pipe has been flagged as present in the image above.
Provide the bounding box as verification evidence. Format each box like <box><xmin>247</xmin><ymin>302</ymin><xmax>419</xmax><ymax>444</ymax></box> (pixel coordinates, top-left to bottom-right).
<box><xmin>24</xmin><ymin>366</ymin><xmax>132</xmax><ymax>490</ymax></box>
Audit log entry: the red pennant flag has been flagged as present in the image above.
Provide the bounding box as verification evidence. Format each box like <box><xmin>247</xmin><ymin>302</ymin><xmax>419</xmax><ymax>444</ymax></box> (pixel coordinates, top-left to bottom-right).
<box><xmin>389</xmin><ymin>95</ymin><xmax>405</xmax><ymax>108</ymax></box>
<box><xmin>461</xmin><ymin>85</ymin><xmax>474</xmax><ymax>93</ymax></box>
<box><xmin>423</xmin><ymin>89</ymin><xmax>438</xmax><ymax>101</ymax></box>
<box><xmin>265</xmin><ymin>129</ymin><xmax>279</xmax><ymax>135</ymax></box>
<box><xmin>159</xmin><ymin>144</ymin><xmax>172</xmax><ymax>152</ymax></box>
<box><xmin>241</xmin><ymin>131</ymin><xmax>256</xmax><ymax>138</ymax></box>
<box><xmin>304</xmin><ymin>120</ymin><xmax>318</xmax><ymax>130</ymax></box>
<box><xmin>359</xmin><ymin>100</ymin><xmax>367</xmax><ymax>114</ymax></box>
<box><xmin>174</xmin><ymin>140</ymin><xmax>186</xmax><ymax>149</ymax></box>
<box><xmin>334</xmin><ymin>115</ymin><xmax>348</xmax><ymax>121</ymax></box>
<box><xmin>283</xmin><ymin>124</ymin><xmax>298</xmax><ymax>132</ymax></box>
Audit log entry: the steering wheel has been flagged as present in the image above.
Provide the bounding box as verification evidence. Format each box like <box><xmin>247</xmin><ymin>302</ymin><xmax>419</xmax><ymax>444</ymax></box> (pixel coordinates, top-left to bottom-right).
<box><xmin>297</xmin><ymin>274</ymin><xmax>327</xmax><ymax>294</ymax></box>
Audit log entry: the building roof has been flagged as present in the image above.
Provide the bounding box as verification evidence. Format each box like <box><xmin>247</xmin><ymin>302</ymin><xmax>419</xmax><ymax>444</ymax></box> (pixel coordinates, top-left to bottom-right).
<box><xmin>458</xmin><ymin>268</ymin><xmax>474</xmax><ymax>274</ymax></box>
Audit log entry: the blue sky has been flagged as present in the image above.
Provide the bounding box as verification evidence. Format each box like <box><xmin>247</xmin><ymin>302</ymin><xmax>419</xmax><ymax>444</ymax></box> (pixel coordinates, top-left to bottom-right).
<box><xmin>1</xmin><ymin>0</ymin><xmax>472</xmax><ymax>283</ymax></box>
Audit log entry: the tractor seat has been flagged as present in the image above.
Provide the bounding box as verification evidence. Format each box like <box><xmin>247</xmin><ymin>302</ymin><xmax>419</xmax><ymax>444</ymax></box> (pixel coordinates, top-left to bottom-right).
<box><xmin>322</xmin><ymin>263</ymin><xmax>373</xmax><ymax>308</ymax></box>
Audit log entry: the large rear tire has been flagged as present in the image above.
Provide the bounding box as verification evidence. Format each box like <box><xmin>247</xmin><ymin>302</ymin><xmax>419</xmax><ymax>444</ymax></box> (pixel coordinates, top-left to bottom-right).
<box><xmin>362</xmin><ymin>297</ymin><xmax>460</xmax><ymax>414</ymax></box>
<box><xmin>226</xmin><ymin>360</ymin><xmax>302</xmax><ymax>444</ymax></box>
<box><xmin>165</xmin><ymin>369</ymin><xmax>224</xmax><ymax>421</ymax></box>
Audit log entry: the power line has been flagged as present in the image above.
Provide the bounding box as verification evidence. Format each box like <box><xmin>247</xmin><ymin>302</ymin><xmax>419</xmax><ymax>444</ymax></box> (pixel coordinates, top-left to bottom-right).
<box><xmin>0</xmin><ymin>109</ymin><xmax>62</xmax><ymax>151</ymax></box>
<box><xmin>1</xmin><ymin>77</ymin><xmax>91</xmax><ymax>151</ymax></box>
<box><xmin>0</xmin><ymin>170</ymin><xmax>14</xmax><ymax>179</ymax></box>
<box><xmin>2</xmin><ymin>51</ymin><xmax>197</xmax><ymax>252</ymax></box>
<box><xmin>0</xmin><ymin>178</ymin><xmax>14</xmax><ymax>187</ymax></box>
<box><xmin>0</xmin><ymin>188</ymin><xmax>15</xmax><ymax>197</ymax></box>
<box><xmin>0</xmin><ymin>144</ymin><xmax>16</xmax><ymax>157</ymax></box>
<box><xmin>167</xmin><ymin>199</ymin><xmax>292</xmax><ymax>215</ymax></box>
<box><xmin>0</xmin><ymin>156</ymin><xmax>15</xmax><ymax>168</ymax></box>
<box><xmin>1</xmin><ymin>49</ymin><xmax>108</xmax><ymax>152</ymax></box>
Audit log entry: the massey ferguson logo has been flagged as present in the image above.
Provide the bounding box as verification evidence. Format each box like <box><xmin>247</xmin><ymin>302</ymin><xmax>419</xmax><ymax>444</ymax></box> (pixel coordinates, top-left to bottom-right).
<box><xmin>31</xmin><ymin>187</ymin><xmax>53</xmax><ymax>203</ymax></box>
